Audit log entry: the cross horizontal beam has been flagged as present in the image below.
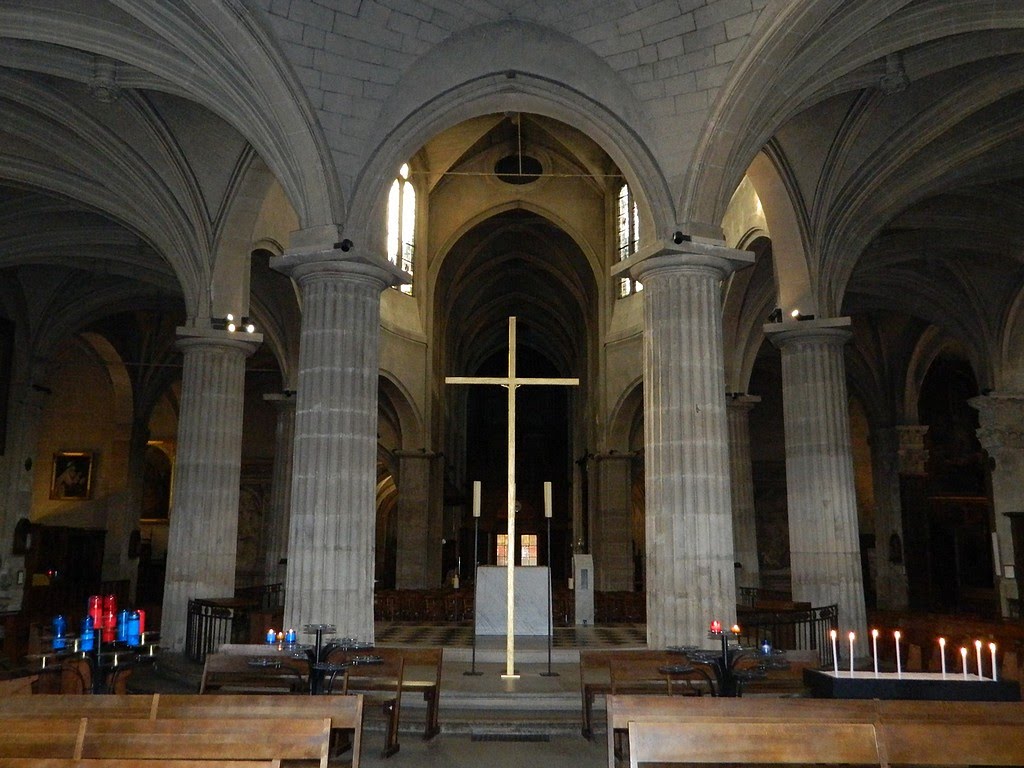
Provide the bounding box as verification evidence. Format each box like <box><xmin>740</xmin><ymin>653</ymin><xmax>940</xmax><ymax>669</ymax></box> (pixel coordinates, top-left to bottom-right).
<box><xmin>445</xmin><ymin>376</ymin><xmax>580</xmax><ymax>386</ymax></box>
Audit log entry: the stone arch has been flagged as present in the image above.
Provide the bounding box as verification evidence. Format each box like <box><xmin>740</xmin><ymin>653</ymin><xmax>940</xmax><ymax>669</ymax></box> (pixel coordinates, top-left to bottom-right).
<box><xmin>904</xmin><ymin>326</ymin><xmax>986</xmax><ymax>425</ymax></box>
<box><xmin>607</xmin><ymin>378</ymin><xmax>643</xmax><ymax>452</ymax></box>
<box><xmin>378</xmin><ymin>372</ymin><xmax>426</xmax><ymax>451</ymax></box>
<box><xmin>344</xmin><ymin>20</ymin><xmax>674</xmax><ymax>254</ymax></box>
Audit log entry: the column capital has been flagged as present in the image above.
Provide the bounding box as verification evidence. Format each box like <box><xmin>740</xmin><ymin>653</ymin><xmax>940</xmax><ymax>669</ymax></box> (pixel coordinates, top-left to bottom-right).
<box><xmin>610</xmin><ymin>237</ymin><xmax>753</xmax><ymax>283</ymax></box>
<box><xmin>273</xmin><ymin>244</ymin><xmax>408</xmax><ymax>288</ymax></box>
<box><xmin>970</xmin><ymin>392</ymin><xmax>1024</xmax><ymax>452</ymax></box>
<box><xmin>895</xmin><ymin>424</ymin><xmax>929</xmax><ymax>476</ymax></box>
<box><xmin>592</xmin><ymin>450</ymin><xmax>638</xmax><ymax>462</ymax></box>
<box><xmin>175</xmin><ymin>326</ymin><xmax>262</xmax><ymax>354</ymax></box>
<box><xmin>763</xmin><ymin>316</ymin><xmax>851</xmax><ymax>349</ymax></box>
<box><xmin>726</xmin><ymin>393</ymin><xmax>761</xmax><ymax>412</ymax></box>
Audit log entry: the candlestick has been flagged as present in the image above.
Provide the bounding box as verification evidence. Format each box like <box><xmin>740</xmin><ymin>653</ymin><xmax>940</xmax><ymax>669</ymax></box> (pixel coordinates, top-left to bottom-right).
<box><xmin>830</xmin><ymin>629</ymin><xmax>838</xmax><ymax>674</ymax></box>
<box><xmin>990</xmin><ymin>642</ymin><xmax>997</xmax><ymax>681</ymax></box>
<box><xmin>848</xmin><ymin>632</ymin><xmax>855</xmax><ymax>675</ymax></box>
<box><xmin>961</xmin><ymin>647</ymin><xmax>968</xmax><ymax>679</ymax></box>
<box><xmin>939</xmin><ymin>637</ymin><xmax>946</xmax><ymax>677</ymax></box>
<box><xmin>871</xmin><ymin>629</ymin><xmax>879</xmax><ymax>675</ymax></box>
<box><xmin>894</xmin><ymin>630</ymin><xmax>902</xmax><ymax>675</ymax></box>
<box><xmin>472</xmin><ymin>481</ymin><xmax>481</xmax><ymax>517</ymax></box>
<box><xmin>975</xmin><ymin>639</ymin><xmax>983</xmax><ymax>677</ymax></box>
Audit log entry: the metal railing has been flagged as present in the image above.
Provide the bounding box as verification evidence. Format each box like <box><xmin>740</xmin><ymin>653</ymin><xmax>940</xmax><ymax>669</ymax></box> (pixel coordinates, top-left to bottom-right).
<box><xmin>184</xmin><ymin>584</ymin><xmax>283</xmax><ymax>663</ymax></box>
<box><xmin>738</xmin><ymin>603</ymin><xmax>838</xmax><ymax>666</ymax></box>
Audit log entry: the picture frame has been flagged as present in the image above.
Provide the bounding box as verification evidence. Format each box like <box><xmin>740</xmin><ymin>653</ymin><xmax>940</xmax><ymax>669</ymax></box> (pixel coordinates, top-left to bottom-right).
<box><xmin>50</xmin><ymin>451</ymin><xmax>94</xmax><ymax>500</ymax></box>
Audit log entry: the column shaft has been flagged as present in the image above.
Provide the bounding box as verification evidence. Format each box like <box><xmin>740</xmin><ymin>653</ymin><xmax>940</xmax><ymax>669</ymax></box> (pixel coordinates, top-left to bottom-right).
<box><xmin>768</xmin><ymin>321</ymin><xmax>867</xmax><ymax>639</ymax></box>
<box><xmin>280</xmin><ymin>259</ymin><xmax>394</xmax><ymax>641</ymax></box>
<box><xmin>727</xmin><ymin>396</ymin><xmax>759</xmax><ymax>591</ymax></box>
<box><xmin>871</xmin><ymin>425</ymin><xmax>908</xmax><ymax>610</ymax></box>
<box><xmin>262</xmin><ymin>394</ymin><xmax>295</xmax><ymax>586</ymax></box>
<box><xmin>162</xmin><ymin>333</ymin><xmax>256</xmax><ymax>651</ymax></box>
<box><xmin>637</xmin><ymin>249</ymin><xmax>742</xmax><ymax>648</ymax></box>
<box><xmin>395</xmin><ymin>451</ymin><xmax>435</xmax><ymax>588</ymax></box>
<box><xmin>591</xmin><ymin>453</ymin><xmax>635</xmax><ymax>591</ymax></box>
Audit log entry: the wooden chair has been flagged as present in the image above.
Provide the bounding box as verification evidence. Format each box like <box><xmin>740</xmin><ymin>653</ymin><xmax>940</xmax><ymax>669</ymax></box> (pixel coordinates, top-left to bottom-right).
<box><xmin>342</xmin><ymin>654</ymin><xmax>404</xmax><ymax>758</ymax></box>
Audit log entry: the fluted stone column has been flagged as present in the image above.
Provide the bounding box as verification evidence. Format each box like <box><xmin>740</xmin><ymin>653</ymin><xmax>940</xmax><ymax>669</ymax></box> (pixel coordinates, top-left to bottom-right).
<box><xmin>766</xmin><ymin>318</ymin><xmax>867</xmax><ymax>643</ymax></box>
<box><xmin>869</xmin><ymin>424</ymin><xmax>908</xmax><ymax>610</ymax></box>
<box><xmin>615</xmin><ymin>239</ymin><xmax>752</xmax><ymax>648</ymax></box>
<box><xmin>262</xmin><ymin>393</ymin><xmax>295</xmax><ymax>586</ymax></box>
<box><xmin>591</xmin><ymin>452</ymin><xmax>635</xmax><ymax>591</ymax></box>
<box><xmin>970</xmin><ymin>393</ymin><xmax>1024</xmax><ymax>616</ymax></box>
<box><xmin>102</xmin><ymin>418</ymin><xmax>149</xmax><ymax>600</ymax></box>
<box><xmin>896</xmin><ymin>425</ymin><xmax>930</xmax><ymax>607</ymax></box>
<box><xmin>274</xmin><ymin>248</ymin><xmax>404</xmax><ymax>641</ymax></box>
<box><xmin>727</xmin><ymin>395</ymin><xmax>760</xmax><ymax>592</ymax></box>
<box><xmin>395</xmin><ymin>450</ymin><xmax>437</xmax><ymax>588</ymax></box>
<box><xmin>162</xmin><ymin>330</ymin><xmax>260</xmax><ymax>651</ymax></box>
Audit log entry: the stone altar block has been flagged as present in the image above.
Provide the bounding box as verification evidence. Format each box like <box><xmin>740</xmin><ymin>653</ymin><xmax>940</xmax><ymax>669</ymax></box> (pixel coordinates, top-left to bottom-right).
<box><xmin>475</xmin><ymin>565</ymin><xmax>551</xmax><ymax>636</ymax></box>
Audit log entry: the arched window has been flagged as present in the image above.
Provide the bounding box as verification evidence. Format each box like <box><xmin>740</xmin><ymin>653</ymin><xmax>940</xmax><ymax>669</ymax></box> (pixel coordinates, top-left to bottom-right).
<box><xmin>616</xmin><ymin>182</ymin><xmax>642</xmax><ymax>297</ymax></box>
<box><xmin>387</xmin><ymin>163</ymin><xmax>415</xmax><ymax>294</ymax></box>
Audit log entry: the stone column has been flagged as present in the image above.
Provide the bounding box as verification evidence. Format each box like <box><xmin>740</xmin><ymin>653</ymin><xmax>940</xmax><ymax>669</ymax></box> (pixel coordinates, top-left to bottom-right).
<box><xmin>161</xmin><ymin>330</ymin><xmax>259</xmax><ymax>651</ymax></box>
<box><xmin>766</xmin><ymin>318</ymin><xmax>867</xmax><ymax>642</ymax></box>
<box><xmin>896</xmin><ymin>425</ymin><xmax>930</xmax><ymax>608</ymax></box>
<box><xmin>262</xmin><ymin>392</ymin><xmax>295</xmax><ymax>586</ymax></box>
<box><xmin>394</xmin><ymin>450</ymin><xmax>437</xmax><ymax>588</ymax></box>
<box><xmin>101</xmin><ymin>417</ymin><xmax>149</xmax><ymax>600</ymax></box>
<box><xmin>591</xmin><ymin>452</ymin><xmax>635</xmax><ymax>591</ymax></box>
<box><xmin>274</xmin><ymin>247</ymin><xmax>404</xmax><ymax>641</ymax></box>
<box><xmin>970</xmin><ymin>393</ymin><xmax>1024</xmax><ymax>616</ymax></box>
<box><xmin>727</xmin><ymin>395</ymin><xmax>760</xmax><ymax>592</ymax></box>
<box><xmin>869</xmin><ymin>424</ymin><xmax>908</xmax><ymax>610</ymax></box>
<box><xmin>614</xmin><ymin>239</ymin><xmax>752</xmax><ymax>648</ymax></box>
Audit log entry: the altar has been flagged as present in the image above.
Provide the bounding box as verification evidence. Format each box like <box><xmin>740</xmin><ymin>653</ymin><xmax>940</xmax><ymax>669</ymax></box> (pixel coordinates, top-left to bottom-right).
<box><xmin>804</xmin><ymin>668</ymin><xmax>1021</xmax><ymax>701</ymax></box>
<box><xmin>475</xmin><ymin>565</ymin><xmax>552</xmax><ymax>636</ymax></box>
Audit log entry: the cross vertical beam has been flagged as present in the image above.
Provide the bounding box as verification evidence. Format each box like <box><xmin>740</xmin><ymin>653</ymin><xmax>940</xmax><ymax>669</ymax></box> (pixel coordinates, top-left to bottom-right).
<box><xmin>446</xmin><ymin>316</ymin><xmax>579</xmax><ymax>678</ymax></box>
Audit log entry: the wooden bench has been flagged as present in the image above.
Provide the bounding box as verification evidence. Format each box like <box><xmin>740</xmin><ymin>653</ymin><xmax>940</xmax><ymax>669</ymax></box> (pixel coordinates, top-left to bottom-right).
<box><xmin>0</xmin><ymin>693</ymin><xmax>157</xmax><ymax>719</ymax></box>
<box><xmin>340</xmin><ymin>654</ymin><xmax>404</xmax><ymax>758</ymax></box>
<box><xmin>199</xmin><ymin>652</ymin><xmax>306</xmax><ymax>694</ymax></box>
<box><xmin>627</xmin><ymin>719</ymin><xmax>881</xmax><ymax>767</ymax></box>
<box><xmin>880</xmin><ymin>722</ymin><xmax>1024</xmax><ymax>765</ymax></box>
<box><xmin>0</xmin><ymin>761</ymin><xmax>281</xmax><ymax>768</ymax></box>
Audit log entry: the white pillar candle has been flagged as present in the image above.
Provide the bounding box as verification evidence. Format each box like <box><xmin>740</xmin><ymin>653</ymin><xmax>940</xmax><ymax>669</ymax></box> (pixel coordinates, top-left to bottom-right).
<box><xmin>961</xmin><ymin>647</ymin><xmax>968</xmax><ymax>679</ymax></box>
<box><xmin>472</xmin><ymin>481</ymin><xmax>481</xmax><ymax>517</ymax></box>
<box><xmin>831</xmin><ymin>629</ymin><xmax>838</xmax><ymax>674</ymax></box>
<box><xmin>939</xmin><ymin>637</ymin><xmax>946</xmax><ymax>677</ymax></box>
<box><xmin>990</xmin><ymin>643</ymin><xmax>998</xmax><ymax>681</ymax></box>
<box><xmin>894</xmin><ymin>630</ymin><xmax>902</xmax><ymax>675</ymax></box>
<box><xmin>543</xmin><ymin>481</ymin><xmax>552</xmax><ymax>518</ymax></box>
<box><xmin>849</xmin><ymin>632</ymin><xmax>856</xmax><ymax>675</ymax></box>
<box><xmin>975</xmin><ymin>640</ymin><xmax>983</xmax><ymax>677</ymax></box>
<box><xmin>871</xmin><ymin>629</ymin><xmax>879</xmax><ymax>676</ymax></box>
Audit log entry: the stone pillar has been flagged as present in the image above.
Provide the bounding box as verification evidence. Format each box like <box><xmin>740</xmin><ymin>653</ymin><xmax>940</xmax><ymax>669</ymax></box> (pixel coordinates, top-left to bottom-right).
<box><xmin>591</xmin><ymin>452</ymin><xmax>635</xmax><ymax>591</ymax></box>
<box><xmin>394</xmin><ymin>450</ymin><xmax>437</xmax><ymax>588</ymax></box>
<box><xmin>161</xmin><ymin>330</ymin><xmax>259</xmax><ymax>651</ymax></box>
<box><xmin>102</xmin><ymin>417</ymin><xmax>149</xmax><ymax>600</ymax></box>
<box><xmin>274</xmin><ymin>248</ymin><xmax>404</xmax><ymax>641</ymax></box>
<box><xmin>869</xmin><ymin>424</ymin><xmax>908</xmax><ymax>609</ymax></box>
<box><xmin>896</xmin><ymin>425</ymin><xmax>930</xmax><ymax>608</ymax></box>
<box><xmin>614</xmin><ymin>239</ymin><xmax>752</xmax><ymax>648</ymax></box>
<box><xmin>970</xmin><ymin>393</ymin><xmax>1024</xmax><ymax>616</ymax></box>
<box><xmin>262</xmin><ymin>393</ymin><xmax>295</xmax><ymax>586</ymax></box>
<box><xmin>766</xmin><ymin>318</ymin><xmax>867</xmax><ymax>642</ymax></box>
<box><xmin>727</xmin><ymin>395</ymin><xmax>760</xmax><ymax>592</ymax></box>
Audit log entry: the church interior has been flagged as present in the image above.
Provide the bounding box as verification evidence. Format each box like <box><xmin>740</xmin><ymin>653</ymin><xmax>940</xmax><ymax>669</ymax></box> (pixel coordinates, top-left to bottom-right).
<box><xmin>2</xmin><ymin>0</ymin><xmax>1024</xmax><ymax>672</ymax></box>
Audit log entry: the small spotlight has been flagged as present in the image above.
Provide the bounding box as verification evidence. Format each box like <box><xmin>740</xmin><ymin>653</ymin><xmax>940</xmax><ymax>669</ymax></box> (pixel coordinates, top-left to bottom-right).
<box><xmin>767</xmin><ymin>307</ymin><xmax>783</xmax><ymax>323</ymax></box>
<box><xmin>225</xmin><ymin>313</ymin><xmax>234</xmax><ymax>322</ymax></box>
<box><xmin>790</xmin><ymin>308</ymin><xmax>801</xmax><ymax>319</ymax></box>
<box><xmin>227</xmin><ymin>320</ymin><xmax>237</xmax><ymax>332</ymax></box>
<box><xmin>242</xmin><ymin>317</ymin><xmax>255</xmax><ymax>333</ymax></box>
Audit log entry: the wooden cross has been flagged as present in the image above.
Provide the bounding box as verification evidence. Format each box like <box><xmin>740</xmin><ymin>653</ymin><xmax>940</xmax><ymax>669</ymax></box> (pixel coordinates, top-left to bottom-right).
<box><xmin>446</xmin><ymin>316</ymin><xmax>579</xmax><ymax>678</ymax></box>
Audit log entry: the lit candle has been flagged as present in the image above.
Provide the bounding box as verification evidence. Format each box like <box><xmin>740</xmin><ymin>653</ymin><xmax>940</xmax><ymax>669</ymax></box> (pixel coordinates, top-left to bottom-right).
<box><xmin>730</xmin><ymin>624</ymin><xmax>741</xmax><ymax>636</ymax></box>
<box><xmin>975</xmin><ymin>640</ymin><xmax>983</xmax><ymax>677</ymax></box>
<box><xmin>848</xmin><ymin>632</ymin><xmax>856</xmax><ymax>676</ymax></box>
<box><xmin>939</xmin><ymin>637</ymin><xmax>946</xmax><ymax>677</ymax></box>
<box><xmin>990</xmin><ymin>643</ymin><xmax>998</xmax><ymax>681</ymax></box>
<box><xmin>710</xmin><ymin>620</ymin><xmax>722</xmax><ymax>634</ymax></box>
<box><xmin>265</xmin><ymin>628</ymin><xmax>275</xmax><ymax>644</ymax></box>
<box><xmin>871</xmin><ymin>629</ymin><xmax>879</xmax><ymax>675</ymax></box>
<box><xmin>961</xmin><ymin>647</ymin><xmax>968</xmax><ymax>679</ymax></box>
<box><xmin>894</xmin><ymin>630</ymin><xmax>902</xmax><ymax>675</ymax></box>
<box><xmin>831</xmin><ymin>629</ymin><xmax>839</xmax><ymax>674</ymax></box>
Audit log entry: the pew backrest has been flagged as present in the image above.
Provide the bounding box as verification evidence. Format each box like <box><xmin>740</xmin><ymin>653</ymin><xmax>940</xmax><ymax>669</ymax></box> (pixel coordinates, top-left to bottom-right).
<box><xmin>0</xmin><ymin>717</ymin><xmax>83</xmax><ymax>759</ymax></box>
<box><xmin>0</xmin><ymin>694</ymin><xmax>156</xmax><ymax>719</ymax></box>
<box><xmin>880</xmin><ymin>722</ymin><xmax>1024</xmax><ymax>766</ymax></box>
<box><xmin>199</xmin><ymin>653</ymin><xmax>305</xmax><ymax>694</ymax></box>
<box><xmin>0</xmin><ymin>760</ymin><xmax>281</xmax><ymax>768</ymax></box>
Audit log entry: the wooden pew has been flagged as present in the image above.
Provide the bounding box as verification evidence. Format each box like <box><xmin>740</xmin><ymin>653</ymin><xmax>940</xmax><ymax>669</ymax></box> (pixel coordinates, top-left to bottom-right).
<box><xmin>341</xmin><ymin>654</ymin><xmax>405</xmax><ymax>758</ymax></box>
<box><xmin>627</xmin><ymin>720</ymin><xmax>881</xmax><ymax>768</ymax></box>
<box><xmin>154</xmin><ymin>693</ymin><xmax>363</xmax><ymax>767</ymax></box>
<box><xmin>0</xmin><ymin>761</ymin><xmax>281</xmax><ymax>768</ymax></box>
<box><xmin>0</xmin><ymin>694</ymin><xmax>156</xmax><ymax>719</ymax></box>
<box><xmin>580</xmin><ymin>649</ymin><xmax>681</xmax><ymax>739</ymax></box>
<box><xmin>0</xmin><ymin>718</ymin><xmax>83</xmax><ymax>759</ymax></box>
<box><xmin>199</xmin><ymin>652</ymin><xmax>306</xmax><ymax>694</ymax></box>
<box><xmin>0</xmin><ymin>674</ymin><xmax>36</xmax><ymax>695</ymax></box>
<box><xmin>880</xmin><ymin>722</ymin><xmax>1024</xmax><ymax>765</ymax></box>
<box><xmin>79</xmin><ymin>717</ymin><xmax>331</xmax><ymax>767</ymax></box>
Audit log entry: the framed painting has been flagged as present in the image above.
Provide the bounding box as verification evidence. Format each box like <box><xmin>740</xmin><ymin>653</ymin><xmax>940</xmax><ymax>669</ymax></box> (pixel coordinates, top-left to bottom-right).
<box><xmin>50</xmin><ymin>451</ymin><xmax>94</xmax><ymax>500</ymax></box>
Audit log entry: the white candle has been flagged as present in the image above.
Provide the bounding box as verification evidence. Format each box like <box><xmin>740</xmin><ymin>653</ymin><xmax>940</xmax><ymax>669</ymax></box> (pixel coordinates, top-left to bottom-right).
<box><xmin>543</xmin><ymin>481</ymin><xmax>552</xmax><ymax>518</ymax></box>
<box><xmin>849</xmin><ymin>632</ymin><xmax>856</xmax><ymax>676</ymax></box>
<box><xmin>871</xmin><ymin>629</ymin><xmax>879</xmax><ymax>675</ymax></box>
<box><xmin>939</xmin><ymin>637</ymin><xmax>946</xmax><ymax>677</ymax></box>
<box><xmin>961</xmin><ymin>647</ymin><xmax>968</xmax><ymax>679</ymax></box>
<box><xmin>831</xmin><ymin>629</ymin><xmax>838</xmax><ymax>674</ymax></box>
<box><xmin>975</xmin><ymin>640</ymin><xmax>983</xmax><ymax>677</ymax></box>
<box><xmin>472</xmin><ymin>481</ymin><xmax>481</xmax><ymax>517</ymax></box>
<box><xmin>990</xmin><ymin>643</ymin><xmax>997</xmax><ymax>681</ymax></box>
<box><xmin>894</xmin><ymin>630</ymin><xmax>902</xmax><ymax>675</ymax></box>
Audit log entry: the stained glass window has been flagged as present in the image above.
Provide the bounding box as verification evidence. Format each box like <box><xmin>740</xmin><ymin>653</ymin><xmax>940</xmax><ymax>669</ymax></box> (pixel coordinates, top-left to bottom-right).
<box><xmin>617</xmin><ymin>183</ymin><xmax>642</xmax><ymax>297</ymax></box>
